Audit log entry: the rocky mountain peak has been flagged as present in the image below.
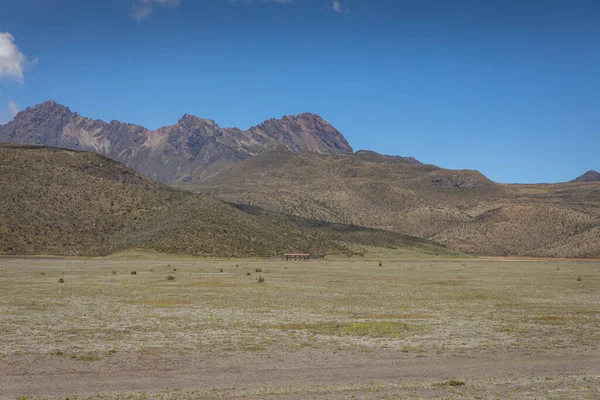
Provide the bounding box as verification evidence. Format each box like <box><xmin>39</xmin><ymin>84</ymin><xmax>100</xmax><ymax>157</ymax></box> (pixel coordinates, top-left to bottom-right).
<box><xmin>28</xmin><ymin>99</ymin><xmax>71</xmax><ymax>114</ymax></box>
<box><xmin>177</xmin><ymin>113</ymin><xmax>218</xmax><ymax>128</ymax></box>
<box><xmin>0</xmin><ymin>101</ymin><xmax>358</xmax><ymax>183</ymax></box>
<box><xmin>572</xmin><ymin>170</ymin><xmax>600</xmax><ymax>183</ymax></box>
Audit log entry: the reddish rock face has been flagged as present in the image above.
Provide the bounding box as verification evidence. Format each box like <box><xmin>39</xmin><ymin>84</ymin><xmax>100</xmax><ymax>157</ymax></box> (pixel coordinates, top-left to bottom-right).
<box><xmin>0</xmin><ymin>100</ymin><xmax>353</xmax><ymax>183</ymax></box>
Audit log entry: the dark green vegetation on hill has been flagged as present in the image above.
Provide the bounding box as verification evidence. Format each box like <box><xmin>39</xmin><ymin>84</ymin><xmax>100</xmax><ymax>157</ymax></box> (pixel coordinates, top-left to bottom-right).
<box><xmin>0</xmin><ymin>144</ymin><xmax>453</xmax><ymax>257</ymax></box>
<box><xmin>190</xmin><ymin>148</ymin><xmax>600</xmax><ymax>258</ymax></box>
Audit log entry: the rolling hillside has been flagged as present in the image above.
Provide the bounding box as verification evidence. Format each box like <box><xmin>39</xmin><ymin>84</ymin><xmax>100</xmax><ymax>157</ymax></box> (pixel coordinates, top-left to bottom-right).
<box><xmin>190</xmin><ymin>148</ymin><xmax>600</xmax><ymax>258</ymax></box>
<box><xmin>0</xmin><ymin>144</ymin><xmax>451</xmax><ymax>257</ymax></box>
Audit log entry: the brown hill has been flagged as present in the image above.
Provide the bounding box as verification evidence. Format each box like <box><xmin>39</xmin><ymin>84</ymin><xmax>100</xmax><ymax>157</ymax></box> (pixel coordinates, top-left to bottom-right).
<box><xmin>572</xmin><ymin>170</ymin><xmax>600</xmax><ymax>183</ymax></box>
<box><xmin>189</xmin><ymin>148</ymin><xmax>600</xmax><ymax>258</ymax></box>
<box><xmin>0</xmin><ymin>144</ymin><xmax>451</xmax><ymax>257</ymax></box>
<box><xmin>0</xmin><ymin>101</ymin><xmax>353</xmax><ymax>183</ymax></box>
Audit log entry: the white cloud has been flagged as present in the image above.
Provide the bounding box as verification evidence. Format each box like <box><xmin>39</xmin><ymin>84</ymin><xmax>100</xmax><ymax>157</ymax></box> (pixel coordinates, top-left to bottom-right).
<box><xmin>130</xmin><ymin>0</ymin><xmax>182</xmax><ymax>21</ymax></box>
<box><xmin>0</xmin><ymin>32</ymin><xmax>37</xmax><ymax>82</ymax></box>
<box><xmin>0</xmin><ymin>100</ymin><xmax>19</xmax><ymax>124</ymax></box>
<box><xmin>332</xmin><ymin>0</ymin><xmax>343</xmax><ymax>12</ymax></box>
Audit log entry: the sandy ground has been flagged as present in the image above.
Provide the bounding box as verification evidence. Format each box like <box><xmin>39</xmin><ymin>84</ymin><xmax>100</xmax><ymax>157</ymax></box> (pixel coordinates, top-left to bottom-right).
<box><xmin>0</xmin><ymin>251</ymin><xmax>599</xmax><ymax>399</ymax></box>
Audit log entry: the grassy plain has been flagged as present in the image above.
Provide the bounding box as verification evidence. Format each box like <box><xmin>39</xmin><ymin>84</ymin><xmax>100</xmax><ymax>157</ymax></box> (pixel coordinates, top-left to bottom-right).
<box><xmin>0</xmin><ymin>250</ymin><xmax>599</xmax><ymax>399</ymax></box>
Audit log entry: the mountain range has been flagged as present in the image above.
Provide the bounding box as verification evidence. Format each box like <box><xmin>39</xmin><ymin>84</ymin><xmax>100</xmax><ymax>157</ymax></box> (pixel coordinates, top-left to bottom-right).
<box><xmin>1</xmin><ymin>101</ymin><xmax>598</xmax><ymax>258</ymax></box>
<box><xmin>0</xmin><ymin>100</ymin><xmax>353</xmax><ymax>183</ymax></box>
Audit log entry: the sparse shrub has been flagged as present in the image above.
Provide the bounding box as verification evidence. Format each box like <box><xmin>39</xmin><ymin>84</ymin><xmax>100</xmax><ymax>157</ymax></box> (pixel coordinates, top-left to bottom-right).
<box><xmin>378</xmin><ymin>262</ymin><xmax>382</xmax><ymax>267</ymax></box>
<box><xmin>255</xmin><ymin>268</ymin><xmax>262</xmax><ymax>272</ymax></box>
<box><xmin>446</xmin><ymin>380</ymin><xmax>465</xmax><ymax>387</ymax></box>
<box><xmin>111</xmin><ymin>270</ymin><xmax>117</xmax><ymax>275</ymax></box>
<box><xmin>557</xmin><ymin>267</ymin><xmax>560</xmax><ymax>270</ymax></box>
<box><xmin>257</xmin><ymin>276</ymin><xmax>265</xmax><ymax>283</ymax></box>
<box><xmin>236</xmin><ymin>264</ymin><xmax>239</xmax><ymax>268</ymax></box>
<box><xmin>219</xmin><ymin>268</ymin><xmax>223</xmax><ymax>273</ymax></box>
<box><xmin>131</xmin><ymin>271</ymin><xmax>137</xmax><ymax>275</ymax></box>
<box><xmin>173</xmin><ymin>268</ymin><xmax>177</xmax><ymax>271</ymax></box>
<box><xmin>167</xmin><ymin>275</ymin><xmax>175</xmax><ymax>281</ymax></box>
<box><xmin>108</xmin><ymin>349</ymin><xmax>117</xmax><ymax>354</ymax></box>
<box><xmin>58</xmin><ymin>278</ymin><xmax>64</xmax><ymax>283</ymax></box>
<box><xmin>40</xmin><ymin>272</ymin><xmax>45</xmax><ymax>275</ymax></box>
<box><xmin>577</xmin><ymin>275</ymin><xmax>582</xmax><ymax>282</ymax></box>
<box><xmin>246</xmin><ymin>272</ymin><xmax>251</xmax><ymax>276</ymax></box>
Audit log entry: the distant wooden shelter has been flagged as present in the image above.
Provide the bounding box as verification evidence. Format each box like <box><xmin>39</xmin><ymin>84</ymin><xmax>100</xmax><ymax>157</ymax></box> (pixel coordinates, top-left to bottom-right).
<box><xmin>284</xmin><ymin>253</ymin><xmax>311</xmax><ymax>261</ymax></box>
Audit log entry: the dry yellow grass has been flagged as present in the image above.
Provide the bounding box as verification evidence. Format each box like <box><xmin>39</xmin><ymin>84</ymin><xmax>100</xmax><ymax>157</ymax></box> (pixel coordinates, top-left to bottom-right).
<box><xmin>1</xmin><ymin>251</ymin><xmax>598</xmax><ymax>355</ymax></box>
<box><xmin>1</xmin><ymin>251</ymin><xmax>599</xmax><ymax>398</ymax></box>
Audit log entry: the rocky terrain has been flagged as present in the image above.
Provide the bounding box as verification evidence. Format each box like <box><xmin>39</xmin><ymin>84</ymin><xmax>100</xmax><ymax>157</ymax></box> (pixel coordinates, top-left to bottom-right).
<box><xmin>0</xmin><ymin>101</ymin><xmax>353</xmax><ymax>183</ymax></box>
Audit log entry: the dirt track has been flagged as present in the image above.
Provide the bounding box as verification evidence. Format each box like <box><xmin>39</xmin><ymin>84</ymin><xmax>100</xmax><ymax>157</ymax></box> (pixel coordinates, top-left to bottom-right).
<box><xmin>2</xmin><ymin>346</ymin><xmax>599</xmax><ymax>399</ymax></box>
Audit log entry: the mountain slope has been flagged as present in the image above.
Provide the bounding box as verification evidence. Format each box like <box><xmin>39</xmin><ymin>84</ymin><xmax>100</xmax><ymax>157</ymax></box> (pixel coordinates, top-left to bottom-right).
<box><xmin>572</xmin><ymin>170</ymin><xmax>600</xmax><ymax>183</ymax></box>
<box><xmin>190</xmin><ymin>147</ymin><xmax>503</xmax><ymax>238</ymax></box>
<box><xmin>0</xmin><ymin>144</ymin><xmax>451</xmax><ymax>257</ymax></box>
<box><xmin>0</xmin><ymin>101</ymin><xmax>353</xmax><ymax>183</ymax></box>
<box><xmin>189</xmin><ymin>148</ymin><xmax>600</xmax><ymax>258</ymax></box>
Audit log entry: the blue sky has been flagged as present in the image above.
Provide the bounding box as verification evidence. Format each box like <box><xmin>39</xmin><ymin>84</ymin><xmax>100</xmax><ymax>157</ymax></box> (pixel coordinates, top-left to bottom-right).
<box><xmin>0</xmin><ymin>0</ymin><xmax>598</xmax><ymax>183</ymax></box>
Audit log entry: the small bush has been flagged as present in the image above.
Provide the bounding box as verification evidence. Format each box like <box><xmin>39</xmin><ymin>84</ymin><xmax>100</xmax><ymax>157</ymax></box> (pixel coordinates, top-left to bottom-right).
<box><xmin>219</xmin><ymin>268</ymin><xmax>224</xmax><ymax>273</ymax></box>
<box><xmin>255</xmin><ymin>268</ymin><xmax>262</xmax><ymax>272</ymax></box>
<box><xmin>167</xmin><ymin>275</ymin><xmax>175</xmax><ymax>281</ymax></box>
<box><xmin>577</xmin><ymin>275</ymin><xmax>582</xmax><ymax>282</ymax></box>
<box><xmin>40</xmin><ymin>272</ymin><xmax>45</xmax><ymax>275</ymax></box>
<box><xmin>173</xmin><ymin>268</ymin><xmax>177</xmax><ymax>271</ymax></box>
<box><xmin>108</xmin><ymin>349</ymin><xmax>117</xmax><ymax>354</ymax></box>
<box><xmin>58</xmin><ymin>278</ymin><xmax>64</xmax><ymax>283</ymax></box>
<box><xmin>131</xmin><ymin>271</ymin><xmax>137</xmax><ymax>275</ymax></box>
<box><xmin>257</xmin><ymin>276</ymin><xmax>265</xmax><ymax>283</ymax></box>
<box><xmin>246</xmin><ymin>272</ymin><xmax>251</xmax><ymax>276</ymax></box>
<box><xmin>378</xmin><ymin>262</ymin><xmax>382</xmax><ymax>267</ymax></box>
<box><xmin>236</xmin><ymin>264</ymin><xmax>239</xmax><ymax>268</ymax></box>
<box><xmin>111</xmin><ymin>270</ymin><xmax>117</xmax><ymax>275</ymax></box>
<box><xmin>447</xmin><ymin>380</ymin><xmax>465</xmax><ymax>387</ymax></box>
